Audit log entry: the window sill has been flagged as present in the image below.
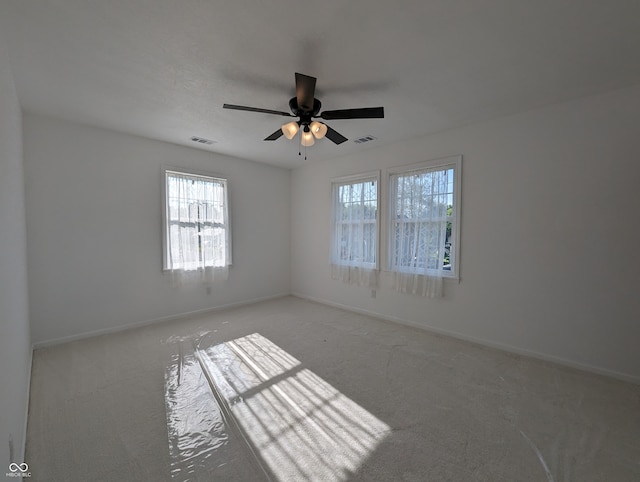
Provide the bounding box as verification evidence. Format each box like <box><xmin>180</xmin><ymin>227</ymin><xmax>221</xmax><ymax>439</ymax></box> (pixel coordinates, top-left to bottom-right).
<box><xmin>162</xmin><ymin>264</ymin><xmax>232</xmax><ymax>273</ymax></box>
<box><xmin>381</xmin><ymin>268</ymin><xmax>460</xmax><ymax>283</ymax></box>
<box><xmin>331</xmin><ymin>263</ymin><xmax>378</xmax><ymax>269</ymax></box>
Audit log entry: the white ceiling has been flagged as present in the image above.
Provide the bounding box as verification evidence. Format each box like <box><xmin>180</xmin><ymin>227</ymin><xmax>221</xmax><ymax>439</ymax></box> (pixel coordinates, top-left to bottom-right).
<box><xmin>2</xmin><ymin>0</ymin><xmax>640</xmax><ymax>168</ymax></box>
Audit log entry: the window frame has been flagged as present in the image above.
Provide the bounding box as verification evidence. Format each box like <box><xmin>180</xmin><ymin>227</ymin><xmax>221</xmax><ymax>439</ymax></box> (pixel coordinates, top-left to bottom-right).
<box><xmin>330</xmin><ymin>170</ymin><xmax>381</xmax><ymax>270</ymax></box>
<box><xmin>161</xmin><ymin>167</ymin><xmax>232</xmax><ymax>272</ymax></box>
<box><xmin>386</xmin><ymin>155</ymin><xmax>461</xmax><ymax>279</ymax></box>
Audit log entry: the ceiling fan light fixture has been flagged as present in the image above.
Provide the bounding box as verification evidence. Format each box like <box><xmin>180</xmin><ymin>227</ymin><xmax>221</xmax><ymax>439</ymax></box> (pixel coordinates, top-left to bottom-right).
<box><xmin>281</xmin><ymin>121</ymin><xmax>299</xmax><ymax>139</ymax></box>
<box><xmin>301</xmin><ymin>130</ymin><xmax>315</xmax><ymax>147</ymax></box>
<box><xmin>310</xmin><ymin>121</ymin><xmax>328</xmax><ymax>139</ymax></box>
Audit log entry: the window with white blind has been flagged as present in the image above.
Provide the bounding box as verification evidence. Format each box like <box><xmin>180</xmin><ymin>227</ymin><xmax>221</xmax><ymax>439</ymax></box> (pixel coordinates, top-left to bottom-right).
<box><xmin>163</xmin><ymin>169</ymin><xmax>231</xmax><ymax>274</ymax></box>
<box><xmin>330</xmin><ymin>172</ymin><xmax>380</xmax><ymax>287</ymax></box>
<box><xmin>388</xmin><ymin>156</ymin><xmax>461</xmax><ymax>296</ymax></box>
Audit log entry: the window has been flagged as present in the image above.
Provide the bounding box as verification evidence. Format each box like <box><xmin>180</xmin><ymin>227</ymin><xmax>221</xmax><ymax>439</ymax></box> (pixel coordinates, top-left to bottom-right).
<box><xmin>389</xmin><ymin>156</ymin><xmax>461</xmax><ymax>291</ymax></box>
<box><xmin>163</xmin><ymin>169</ymin><xmax>231</xmax><ymax>273</ymax></box>
<box><xmin>330</xmin><ymin>172</ymin><xmax>379</xmax><ymax>286</ymax></box>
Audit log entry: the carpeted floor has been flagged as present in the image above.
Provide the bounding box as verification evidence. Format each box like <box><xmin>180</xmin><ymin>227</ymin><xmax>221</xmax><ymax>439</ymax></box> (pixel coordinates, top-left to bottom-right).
<box><xmin>25</xmin><ymin>296</ymin><xmax>640</xmax><ymax>481</ymax></box>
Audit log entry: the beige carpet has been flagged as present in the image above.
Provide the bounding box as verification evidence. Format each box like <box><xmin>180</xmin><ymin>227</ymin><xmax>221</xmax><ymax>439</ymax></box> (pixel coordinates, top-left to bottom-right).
<box><xmin>26</xmin><ymin>296</ymin><xmax>640</xmax><ymax>481</ymax></box>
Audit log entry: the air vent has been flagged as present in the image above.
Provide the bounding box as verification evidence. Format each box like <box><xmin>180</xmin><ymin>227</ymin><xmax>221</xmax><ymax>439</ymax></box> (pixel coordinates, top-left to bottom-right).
<box><xmin>353</xmin><ymin>135</ymin><xmax>377</xmax><ymax>144</ymax></box>
<box><xmin>190</xmin><ymin>136</ymin><xmax>215</xmax><ymax>145</ymax></box>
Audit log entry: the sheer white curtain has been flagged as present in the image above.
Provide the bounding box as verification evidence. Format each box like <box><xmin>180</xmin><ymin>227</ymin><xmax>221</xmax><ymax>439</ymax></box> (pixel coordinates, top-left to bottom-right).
<box><xmin>330</xmin><ymin>177</ymin><xmax>378</xmax><ymax>288</ymax></box>
<box><xmin>390</xmin><ymin>167</ymin><xmax>450</xmax><ymax>298</ymax></box>
<box><xmin>165</xmin><ymin>171</ymin><xmax>230</xmax><ymax>284</ymax></box>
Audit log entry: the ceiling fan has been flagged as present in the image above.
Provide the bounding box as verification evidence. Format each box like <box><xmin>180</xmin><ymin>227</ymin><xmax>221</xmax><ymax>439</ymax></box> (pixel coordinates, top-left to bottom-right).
<box><xmin>223</xmin><ymin>73</ymin><xmax>384</xmax><ymax>150</ymax></box>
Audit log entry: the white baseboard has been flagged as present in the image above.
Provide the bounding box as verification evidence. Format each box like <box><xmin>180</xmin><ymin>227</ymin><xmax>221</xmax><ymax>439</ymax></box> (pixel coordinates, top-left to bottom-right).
<box><xmin>291</xmin><ymin>292</ymin><xmax>640</xmax><ymax>386</ymax></box>
<box><xmin>33</xmin><ymin>293</ymin><xmax>290</xmax><ymax>348</ymax></box>
<box><xmin>22</xmin><ymin>344</ymin><xmax>34</xmax><ymax>467</ymax></box>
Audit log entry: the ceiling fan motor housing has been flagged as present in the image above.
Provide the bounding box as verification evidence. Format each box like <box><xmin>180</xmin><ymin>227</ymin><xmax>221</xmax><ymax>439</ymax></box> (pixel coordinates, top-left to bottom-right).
<box><xmin>289</xmin><ymin>97</ymin><xmax>321</xmax><ymax>121</ymax></box>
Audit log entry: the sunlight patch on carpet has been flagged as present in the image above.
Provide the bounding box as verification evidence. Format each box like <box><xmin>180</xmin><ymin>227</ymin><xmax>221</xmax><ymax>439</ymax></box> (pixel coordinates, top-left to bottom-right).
<box><xmin>165</xmin><ymin>332</ymin><xmax>390</xmax><ymax>481</ymax></box>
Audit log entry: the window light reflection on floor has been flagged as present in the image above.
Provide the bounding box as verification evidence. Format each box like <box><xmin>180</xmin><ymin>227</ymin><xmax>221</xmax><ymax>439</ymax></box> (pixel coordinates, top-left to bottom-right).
<box><xmin>165</xmin><ymin>333</ymin><xmax>391</xmax><ymax>481</ymax></box>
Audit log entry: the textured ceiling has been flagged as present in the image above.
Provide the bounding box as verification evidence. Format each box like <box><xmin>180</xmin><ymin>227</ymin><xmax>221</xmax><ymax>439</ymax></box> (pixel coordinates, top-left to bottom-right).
<box><xmin>2</xmin><ymin>0</ymin><xmax>640</xmax><ymax>168</ymax></box>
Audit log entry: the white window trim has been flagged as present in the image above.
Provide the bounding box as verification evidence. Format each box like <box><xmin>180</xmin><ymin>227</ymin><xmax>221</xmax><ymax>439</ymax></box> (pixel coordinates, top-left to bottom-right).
<box><xmin>330</xmin><ymin>170</ymin><xmax>381</xmax><ymax>270</ymax></box>
<box><xmin>385</xmin><ymin>155</ymin><xmax>462</xmax><ymax>280</ymax></box>
<box><xmin>161</xmin><ymin>166</ymin><xmax>232</xmax><ymax>272</ymax></box>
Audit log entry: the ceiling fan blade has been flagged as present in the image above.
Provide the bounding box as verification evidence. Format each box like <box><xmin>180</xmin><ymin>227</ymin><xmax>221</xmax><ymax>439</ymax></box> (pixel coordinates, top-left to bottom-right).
<box><xmin>295</xmin><ymin>73</ymin><xmax>316</xmax><ymax>112</ymax></box>
<box><xmin>320</xmin><ymin>107</ymin><xmax>384</xmax><ymax>120</ymax></box>
<box><xmin>324</xmin><ymin>125</ymin><xmax>348</xmax><ymax>145</ymax></box>
<box><xmin>223</xmin><ymin>104</ymin><xmax>293</xmax><ymax>117</ymax></box>
<box><xmin>264</xmin><ymin>129</ymin><xmax>284</xmax><ymax>141</ymax></box>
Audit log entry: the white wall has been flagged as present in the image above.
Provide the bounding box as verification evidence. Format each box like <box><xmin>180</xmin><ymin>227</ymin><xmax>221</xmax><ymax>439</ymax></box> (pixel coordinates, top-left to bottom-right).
<box><xmin>24</xmin><ymin>114</ymin><xmax>291</xmax><ymax>344</ymax></box>
<box><xmin>291</xmin><ymin>85</ymin><xmax>640</xmax><ymax>381</ymax></box>
<box><xmin>0</xmin><ymin>36</ymin><xmax>31</xmax><ymax>472</ymax></box>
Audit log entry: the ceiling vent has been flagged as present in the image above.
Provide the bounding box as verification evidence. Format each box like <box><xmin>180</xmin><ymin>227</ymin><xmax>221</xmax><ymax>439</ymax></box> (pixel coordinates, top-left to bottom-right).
<box><xmin>190</xmin><ymin>136</ymin><xmax>215</xmax><ymax>145</ymax></box>
<box><xmin>353</xmin><ymin>135</ymin><xmax>377</xmax><ymax>144</ymax></box>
